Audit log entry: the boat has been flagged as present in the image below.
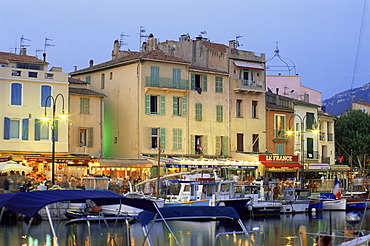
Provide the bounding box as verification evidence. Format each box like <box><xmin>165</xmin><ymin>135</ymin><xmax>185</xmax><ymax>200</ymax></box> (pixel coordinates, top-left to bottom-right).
<box><xmin>320</xmin><ymin>193</ymin><xmax>347</xmax><ymax>211</ymax></box>
<box><xmin>138</xmin><ymin>206</ymin><xmax>265</xmax><ymax>246</ymax></box>
<box><xmin>346</xmin><ymin>198</ymin><xmax>367</xmax><ymax>210</ymax></box>
<box><xmin>309</xmin><ymin>199</ymin><xmax>323</xmax><ymax>212</ymax></box>
<box><xmin>280</xmin><ymin>188</ymin><xmax>310</xmax><ymax>213</ymax></box>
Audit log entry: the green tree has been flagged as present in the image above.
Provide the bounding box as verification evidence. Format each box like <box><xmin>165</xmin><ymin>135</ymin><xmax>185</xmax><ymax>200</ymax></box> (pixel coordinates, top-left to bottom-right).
<box><xmin>335</xmin><ymin>110</ymin><xmax>370</xmax><ymax>169</ymax></box>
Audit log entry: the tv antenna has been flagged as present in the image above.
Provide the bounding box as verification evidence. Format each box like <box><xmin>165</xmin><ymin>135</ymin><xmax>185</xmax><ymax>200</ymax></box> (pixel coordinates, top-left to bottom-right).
<box><xmin>20</xmin><ymin>35</ymin><xmax>31</xmax><ymax>53</ymax></box>
<box><xmin>139</xmin><ymin>26</ymin><xmax>148</xmax><ymax>51</ymax></box>
<box><xmin>236</xmin><ymin>35</ymin><xmax>243</xmax><ymax>48</ymax></box>
<box><xmin>119</xmin><ymin>33</ymin><xmax>129</xmax><ymax>49</ymax></box>
<box><xmin>44</xmin><ymin>38</ymin><xmax>55</xmax><ymax>53</ymax></box>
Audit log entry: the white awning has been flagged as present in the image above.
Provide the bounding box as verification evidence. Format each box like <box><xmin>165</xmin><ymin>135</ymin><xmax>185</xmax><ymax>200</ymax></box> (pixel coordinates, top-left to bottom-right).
<box><xmin>234</xmin><ymin>61</ymin><xmax>264</xmax><ymax>70</ymax></box>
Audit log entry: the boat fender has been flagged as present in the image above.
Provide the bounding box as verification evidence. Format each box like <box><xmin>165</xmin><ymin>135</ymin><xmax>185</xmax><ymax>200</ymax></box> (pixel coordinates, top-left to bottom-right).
<box><xmin>247</xmin><ymin>205</ymin><xmax>253</xmax><ymax>211</ymax></box>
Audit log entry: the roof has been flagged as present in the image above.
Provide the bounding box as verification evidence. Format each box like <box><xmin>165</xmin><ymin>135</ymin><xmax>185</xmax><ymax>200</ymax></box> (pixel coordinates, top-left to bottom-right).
<box><xmin>70</xmin><ymin>49</ymin><xmax>190</xmax><ymax>75</ymax></box>
<box><xmin>266</xmin><ymin>102</ymin><xmax>294</xmax><ymax>112</ymax></box>
<box><xmin>189</xmin><ymin>64</ymin><xmax>228</xmax><ymax>74</ymax></box>
<box><xmin>202</xmin><ymin>42</ymin><xmax>228</xmax><ymax>53</ymax></box>
<box><xmin>0</xmin><ymin>190</ymin><xmax>157</xmax><ymax>217</ymax></box>
<box><xmin>69</xmin><ymin>87</ymin><xmax>107</xmax><ymax>97</ymax></box>
<box><xmin>266</xmin><ymin>91</ymin><xmax>320</xmax><ymax>108</ymax></box>
<box><xmin>353</xmin><ymin>101</ymin><xmax>370</xmax><ymax>107</ymax></box>
<box><xmin>69</xmin><ymin>77</ymin><xmax>87</xmax><ymax>84</ymax></box>
<box><xmin>0</xmin><ymin>51</ymin><xmax>48</xmax><ymax>64</ymax></box>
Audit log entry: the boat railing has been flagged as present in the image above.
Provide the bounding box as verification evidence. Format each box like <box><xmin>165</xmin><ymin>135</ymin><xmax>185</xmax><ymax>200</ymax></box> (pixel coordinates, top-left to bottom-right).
<box><xmin>214</xmin><ymin>229</ymin><xmax>265</xmax><ymax>246</ymax></box>
<box><xmin>299</xmin><ymin>229</ymin><xmax>370</xmax><ymax>246</ymax></box>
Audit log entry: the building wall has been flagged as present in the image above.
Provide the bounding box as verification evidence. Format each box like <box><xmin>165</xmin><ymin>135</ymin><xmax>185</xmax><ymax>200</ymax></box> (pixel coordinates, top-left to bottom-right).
<box><xmin>318</xmin><ymin>115</ymin><xmax>335</xmax><ymax>165</ymax></box>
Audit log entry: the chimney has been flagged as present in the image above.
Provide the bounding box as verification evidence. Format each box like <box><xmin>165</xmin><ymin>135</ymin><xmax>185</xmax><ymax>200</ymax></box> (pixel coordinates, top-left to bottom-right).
<box><xmin>74</xmin><ymin>66</ymin><xmax>77</xmax><ymax>72</ymax></box>
<box><xmin>89</xmin><ymin>59</ymin><xmax>94</xmax><ymax>67</ymax></box>
<box><xmin>20</xmin><ymin>48</ymin><xmax>27</xmax><ymax>56</ymax></box>
<box><xmin>229</xmin><ymin>40</ymin><xmax>236</xmax><ymax>49</ymax></box>
<box><xmin>180</xmin><ymin>34</ymin><xmax>189</xmax><ymax>42</ymax></box>
<box><xmin>147</xmin><ymin>33</ymin><xmax>158</xmax><ymax>50</ymax></box>
<box><xmin>43</xmin><ymin>53</ymin><xmax>46</xmax><ymax>62</ymax></box>
<box><xmin>112</xmin><ymin>40</ymin><xmax>120</xmax><ymax>60</ymax></box>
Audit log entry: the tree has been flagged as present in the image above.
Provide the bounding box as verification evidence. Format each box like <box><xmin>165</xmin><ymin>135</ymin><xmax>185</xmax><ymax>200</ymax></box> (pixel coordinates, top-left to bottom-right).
<box><xmin>335</xmin><ymin>110</ymin><xmax>370</xmax><ymax>170</ymax></box>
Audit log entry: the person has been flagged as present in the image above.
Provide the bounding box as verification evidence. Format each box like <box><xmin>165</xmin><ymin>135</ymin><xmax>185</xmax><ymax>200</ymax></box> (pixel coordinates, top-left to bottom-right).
<box><xmin>3</xmin><ymin>177</ymin><xmax>10</xmax><ymax>193</ymax></box>
<box><xmin>273</xmin><ymin>186</ymin><xmax>279</xmax><ymax>200</ymax></box>
<box><xmin>315</xmin><ymin>235</ymin><xmax>332</xmax><ymax>246</ymax></box>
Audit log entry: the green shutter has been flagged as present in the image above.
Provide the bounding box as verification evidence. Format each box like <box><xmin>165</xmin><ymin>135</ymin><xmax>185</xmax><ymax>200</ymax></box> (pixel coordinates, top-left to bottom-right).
<box><xmin>276</xmin><ymin>144</ymin><xmax>284</xmax><ymax>155</ymax></box>
<box><xmin>191</xmin><ymin>73</ymin><xmax>195</xmax><ymax>90</ymax></box>
<box><xmin>196</xmin><ymin>103</ymin><xmax>202</xmax><ymax>121</ymax></box>
<box><xmin>202</xmin><ymin>135</ymin><xmax>208</xmax><ymax>155</ymax></box>
<box><xmin>216</xmin><ymin>105</ymin><xmax>223</xmax><ymax>122</ymax></box>
<box><xmin>182</xmin><ymin>97</ymin><xmax>187</xmax><ymax>116</ymax></box>
<box><xmin>216</xmin><ymin>76</ymin><xmax>223</xmax><ymax>93</ymax></box>
<box><xmin>191</xmin><ymin>135</ymin><xmax>195</xmax><ymax>154</ymax></box>
<box><xmin>35</xmin><ymin>119</ymin><xmax>40</xmax><ymax>141</ymax></box>
<box><xmin>223</xmin><ymin>136</ymin><xmax>229</xmax><ymax>156</ymax></box>
<box><xmin>203</xmin><ymin>75</ymin><xmax>208</xmax><ymax>92</ymax></box>
<box><xmin>145</xmin><ymin>94</ymin><xmax>150</xmax><ymax>114</ymax></box>
<box><xmin>178</xmin><ymin>129</ymin><xmax>182</xmax><ymax>150</ymax></box>
<box><xmin>88</xmin><ymin>127</ymin><xmax>94</xmax><ymax>147</ymax></box>
<box><xmin>173</xmin><ymin>96</ymin><xmax>178</xmax><ymax>116</ymax></box>
<box><xmin>160</xmin><ymin>95</ymin><xmax>166</xmax><ymax>115</ymax></box>
<box><xmin>160</xmin><ymin>127</ymin><xmax>166</xmax><ymax>150</ymax></box>
<box><xmin>215</xmin><ymin>136</ymin><xmax>221</xmax><ymax>155</ymax></box>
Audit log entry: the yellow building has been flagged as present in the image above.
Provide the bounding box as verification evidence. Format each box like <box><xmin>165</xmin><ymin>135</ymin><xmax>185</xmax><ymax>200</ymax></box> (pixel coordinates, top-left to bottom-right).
<box><xmin>0</xmin><ymin>50</ymin><xmax>69</xmax><ymax>177</ymax></box>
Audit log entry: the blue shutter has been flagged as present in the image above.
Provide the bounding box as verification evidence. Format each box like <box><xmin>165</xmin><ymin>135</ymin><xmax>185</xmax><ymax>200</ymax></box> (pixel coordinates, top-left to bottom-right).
<box><xmin>41</xmin><ymin>85</ymin><xmax>51</xmax><ymax>107</ymax></box>
<box><xmin>54</xmin><ymin>120</ymin><xmax>59</xmax><ymax>141</ymax></box>
<box><xmin>11</xmin><ymin>83</ymin><xmax>22</xmax><ymax>105</ymax></box>
<box><xmin>35</xmin><ymin>119</ymin><xmax>40</xmax><ymax>141</ymax></box>
<box><xmin>22</xmin><ymin>118</ymin><xmax>29</xmax><ymax>140</ymax></box>
<box><xmin>4</xmin><ymin>117</ymin><xmax>10</xmax><ymax>140</ymax></box>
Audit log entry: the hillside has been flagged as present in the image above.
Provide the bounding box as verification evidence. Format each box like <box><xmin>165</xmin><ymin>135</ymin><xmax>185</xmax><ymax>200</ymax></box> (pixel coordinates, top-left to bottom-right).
<box><xmin>322</xmin><ymin>83</ymin><xmax>370</xmax><ymax>115</ymax></box>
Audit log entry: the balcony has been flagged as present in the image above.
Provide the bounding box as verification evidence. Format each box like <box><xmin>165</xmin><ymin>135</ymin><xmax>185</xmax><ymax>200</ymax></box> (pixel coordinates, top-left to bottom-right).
<box><xmin>146</xmin><ymin>76</ymin><xmax>189</xmax><ymax>90</ymax></box>
<box><xmin>233</xmin><ymin>79</ymin><xmax>264</xmax><ymax>93</ymax></box>
<box><xmin>322</xmin><ymin>156</ymin><xmax>331</xmax><ymax>164</ymax></box>
<box><xmin>0</xmin><ymin>67</ymin><xmax>67</xmax><ymax>81</ymax></box>
<box><xmin>304</xmin><ymin>151</ymin><xmax>319</xmax><ymax>160</ymax></box>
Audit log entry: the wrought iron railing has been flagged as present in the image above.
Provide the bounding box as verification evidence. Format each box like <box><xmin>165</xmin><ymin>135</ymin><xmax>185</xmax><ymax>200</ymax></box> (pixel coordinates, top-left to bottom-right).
<box><xmin>234</xmin><ymin>79</ymin><xmax>264</xmax><ymax>90</ymax></box>
<box><xmin>146</xmin><ymin>76</ymin><xmax>189</xmax><ymax>90</ymax></box>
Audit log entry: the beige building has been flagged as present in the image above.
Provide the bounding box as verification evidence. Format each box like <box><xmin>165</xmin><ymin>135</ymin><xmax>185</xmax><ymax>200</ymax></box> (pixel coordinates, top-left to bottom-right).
<box><xmin>0</xmin><ymin>50</ymin><xmax>69</xmax><ymax>177</ymax></box>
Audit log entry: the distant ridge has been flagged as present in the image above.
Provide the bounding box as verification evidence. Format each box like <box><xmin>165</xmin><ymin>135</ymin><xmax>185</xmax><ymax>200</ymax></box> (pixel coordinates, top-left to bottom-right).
<box><xmin>322</xmin><ymin>82</ymin><xmax>370</xmax><ymax>115</ymax></box>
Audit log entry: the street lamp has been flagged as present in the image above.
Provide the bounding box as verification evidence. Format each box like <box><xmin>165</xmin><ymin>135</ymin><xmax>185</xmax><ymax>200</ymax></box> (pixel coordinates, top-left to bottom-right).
<box><xmin>286</xmin><ymin>114</ymin><xmax>319</xmax><ymax>183</ymax></box>
<box><xmin>43</xmin><ymin>93</ymin><xmax>67</xmax><ymax>185</ymax></box>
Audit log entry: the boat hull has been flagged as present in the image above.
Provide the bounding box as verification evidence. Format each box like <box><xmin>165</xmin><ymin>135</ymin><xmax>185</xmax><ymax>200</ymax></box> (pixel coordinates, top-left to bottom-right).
<box><xmin>346</xmin><ymin>198</ymin><xmax>366</xmax><ymax>210</ymax></box>
<box><xmin>280</xmin><ymin>200</ymin><xmax>310</xmax><ymax>213</ymax></box>
<box><xmin>322</xmin><ymin>199</ymin><xmax>346</xmax><ymax>210</ymax></box>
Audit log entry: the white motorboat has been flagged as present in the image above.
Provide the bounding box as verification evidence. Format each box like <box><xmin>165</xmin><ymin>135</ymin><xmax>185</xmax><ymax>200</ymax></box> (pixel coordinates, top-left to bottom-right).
<box><xmin>280</xmin><ymin>188</ymin><xmax>310</xmax><ymax>213</ymax></box>
<box><xmin>322</xmin><ymin>199</ymin><xmax>347</xmax><ymax>210</ymax></box>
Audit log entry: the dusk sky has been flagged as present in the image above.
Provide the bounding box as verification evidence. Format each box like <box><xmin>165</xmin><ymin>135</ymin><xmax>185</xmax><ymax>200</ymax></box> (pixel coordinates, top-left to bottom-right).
<box><xmin>1</xmin><ymin>0</ymin><xmax>369</xmax><ymax>100</ymax></box>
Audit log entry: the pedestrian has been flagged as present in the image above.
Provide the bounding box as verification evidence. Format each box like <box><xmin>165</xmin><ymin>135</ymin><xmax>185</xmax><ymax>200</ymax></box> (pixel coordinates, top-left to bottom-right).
<box><xmin>273</xmin><ymin>186</ymin><xmax>279</xmax><ymax>200</ymax></box>
<box><xmin>3</xmin><ymin>177</ymin><xmax>10</xmax><ymax>193</ymax></box>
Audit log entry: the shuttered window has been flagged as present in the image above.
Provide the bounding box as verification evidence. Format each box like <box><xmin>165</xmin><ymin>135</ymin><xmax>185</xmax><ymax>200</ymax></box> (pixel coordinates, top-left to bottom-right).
<box><xmin>173</xmin><ymin>128</ymin><xmax>182</xmax><ymax>151</ymax></box>
<box><xmin>195</xmin><ymin>103</ymin><xmax>202</xmax><ymax>121</ymax></box>
<box><xmin>216</xmin><ymin>105</ymin><xmax>223</xmax><ymax>122</ymax></box>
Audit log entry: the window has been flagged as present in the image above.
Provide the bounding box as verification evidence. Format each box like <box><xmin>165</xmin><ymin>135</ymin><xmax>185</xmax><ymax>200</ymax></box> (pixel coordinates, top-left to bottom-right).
<box><xmin>80</xmin><ymin>98</ymin><xmax>90</xmax><ymax>114</ymax></box>
<box><xmin>145</xmin><ymin>94</ymin><xmax>165</xmax><ymax>115</ymax></box>
<box><xmin>252</xmin><ymin>101</ymin><xmax>258</xmax><ymax>118</ymax></box>
<box><xmin>192</xmin><ymin>135</ymin><xmax>207</xmax><ymax>154</ymax></box>
<box><xmin>236</xmin><ymin>100</ymin><xmax>242</xmax><ymax>118</ymax></box>
<box><xmin>237</xmin><ymin>133</ymin><xmax>244</xmax><ymax>152</ymax></box>
<box><xmin>173</xmin><ymin>128</ymin><xmax>182</xmax><ymax>151</ymax></box>
<box><xmin>306</xmin><ymin>113</ymin><xmax>315</xmax><ymax>130</ymax></box>
<box><xmin>12</xmin><ymin>70</ymin><xmax>21</xmax><ymax>76</ymax></box>
<box><xmin>11</xmin><ymin>83</ymin><xmax>22</xmax><ymax>105</ymax></box>
<box><xmin>110</xmin><ymin>72</ymin><xmax>113</xmax><ymax>80</ymax></box>
<box><xmin>216</xmin><ymin>136</ymin><xmax>229</xmax><ymax>156</ymax></box>
<box><xmin>150</xmin><ymin>128</ymin><xmax>165</xmax><ymax>149</ymax></box>
<box><xmin>173</xmin><ymin>96</ymin><xmax>187</xmax><ymax>116</ymax></box>
<box><xmin>150</xmin><ymin>66</ymin><xmax>160</xmax><ymax>86</ymax></box>
<box><xmin>215</xmin><ymin>76</ymin><xmax>223</xmax><ymax>93</ymax></box>
<box><xmin>172</xmin><ymin>68</ymin><xmax>181</xmax><ymax>87</ymax></box>
<box><xmin>101</xmin><ymin>73</ymin><xmax>105</xmax><ymax>89</ymax></box>
<box><xmin>275</xmin><ymin>115</ymin><xmax>286</xmax><ymax>138</ymax></box>
<box><xmin>17</xmin><ymin>63</ymin><xmax>41</xmax><ymax>70</ymax></box>
<box><xmin>28</xmin><ymin>72</ymin><xmax>37</xmax><ymax>78</ymax></box>
<box><xmin>45</xmin><ymin>73</ymin><xmax>54</xmax><ymax>79</ymax></box>
<box><xmin>241</xmin><ymin>69</ymin><xmax>253</xmax><ymax>86</ymax></box>
<box><xmin>79</xmin><ymin>127</ymin><xmax>93</xmax><ymax>147</ymax></box>
<box><xmin>4</xmin><ymin>118</ymin><xmax>29</xmax><ymax>140</ymax></box>
<box><xmin>195</xmin><ymin>103</ymin><xmax>202</xmax><ymax>121</ymax></box>
<box><xmin>85</xmin><ymin>76</ymin><xmax>91</xmax><ymax>83</ymax></box>
<box><xmin>191</xmin><ymin>73</ymin><xmax>207</xmax><ymax>93</ymax></box>
<box><xmin>35</xmin><ymin>119</ymin><xmax>58</xmax><ymax>141</ymax></box>
<box><xmin>307</xmin><ymin>138</ymin><xmax>314</xmax><ymax>158</ymax></box>
<box><xmin>216</xmin><ymin>105</ymin><xmax>223</xmax><ymax>122</ymax></box>
<box><xmin>276</xmin><ymin>144</ymin><xmax>285</xmax><ymax>155</ymax></box>
<box><xmin>252</xmin><ymin>134</ymin><xmax>259</xmax><ymax>152</ymax></box>
<box><xmin>41</xmin><ymin>85</ymin><xmax>51</xmax><ymax>107</ymax></box>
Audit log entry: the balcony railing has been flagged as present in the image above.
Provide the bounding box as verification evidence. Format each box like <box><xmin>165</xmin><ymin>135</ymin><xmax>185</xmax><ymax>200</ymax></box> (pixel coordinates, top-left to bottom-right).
<box><xmin>327</xmin><ymin>133</ymin><xmax>333</xmax><ymax>142</ymax></box>
<box><xmin>304</xmin><ymin>151</ymin><xmax>319</xmax><ymax>159</ymax></box>
<box><xmin>146</xmin><ymin>76</ymin><xmax>189</xmax><ymax>90</ymax></box>
<box><xmin>234</xmin><ymin>79</ymin><xmax>264</xmax><ymax>91</ymax></box>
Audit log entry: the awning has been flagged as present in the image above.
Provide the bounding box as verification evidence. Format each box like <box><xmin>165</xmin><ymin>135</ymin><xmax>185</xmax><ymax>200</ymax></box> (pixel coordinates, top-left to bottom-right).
<box><xmin>234</xmin><ymin>61</ymin><xmax>264</xmax><ymax>70</ymax></box>
<box><xmin>329</xmin><ymin>165</ymin><xmax>350</xmax><ymax>171</ymax></box>
<box><xmin>94</xmin><ymin>158</ymin><xmax>152</xmax><ymax>168</ymax></box>
<box><xmin>262</xmin><ymin>162</ymin><xmax>301</xmax><ymax>169</ymax></box>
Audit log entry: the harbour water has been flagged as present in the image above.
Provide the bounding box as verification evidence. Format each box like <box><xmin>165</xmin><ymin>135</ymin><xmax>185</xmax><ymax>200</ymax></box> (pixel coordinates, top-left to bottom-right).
<box><xmin>1</xmin><ymin>210</ymin><xmax>369</xmax><ymax>245</ymax></box>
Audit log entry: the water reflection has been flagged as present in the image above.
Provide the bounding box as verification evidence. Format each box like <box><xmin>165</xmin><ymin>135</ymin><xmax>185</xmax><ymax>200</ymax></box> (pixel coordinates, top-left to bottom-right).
<box><xmin>0</xmin><ymin>211</ymin><xmax>368</xmax><ymax>246</ymax></box>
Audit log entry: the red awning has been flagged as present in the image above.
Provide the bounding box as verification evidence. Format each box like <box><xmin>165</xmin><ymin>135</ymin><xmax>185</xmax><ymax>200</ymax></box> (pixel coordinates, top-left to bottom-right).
<box><xmin>262</xmin><ymin>162</ymin><xmax>301</xmax><ymax>169</ymax></box>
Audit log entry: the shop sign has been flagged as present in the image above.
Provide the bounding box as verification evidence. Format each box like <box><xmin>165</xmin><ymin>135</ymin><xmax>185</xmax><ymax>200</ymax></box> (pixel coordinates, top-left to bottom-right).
<box><xmin>259</xmin><ymin>155</ymin><xmax>298</xmax><ymax>162</ymax></box>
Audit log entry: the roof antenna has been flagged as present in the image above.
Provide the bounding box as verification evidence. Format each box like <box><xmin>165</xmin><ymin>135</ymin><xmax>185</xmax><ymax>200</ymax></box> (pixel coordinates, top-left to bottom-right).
<box><xmin>20</xmin><ymin>35</ymin><xmax>31</xmax><ymax>54</ymax></box>
<box><xmin>119</xmin><ymin>33</ymin><xmax>129</xmax><ymax>49</ymax></box>
<box><xmin>139</xmin><ymin>26</ymin><xmax>148</xmax><ymax>51</ymax></box>
<box><xmin>236</xmin><ymin>36</ymin><xmax>243</xmax><ymax>48</ymax></box>
<box><xmin>43</xmin><ymin>38</ymin><xmax>55</xmax><ymax>62</ymax></box>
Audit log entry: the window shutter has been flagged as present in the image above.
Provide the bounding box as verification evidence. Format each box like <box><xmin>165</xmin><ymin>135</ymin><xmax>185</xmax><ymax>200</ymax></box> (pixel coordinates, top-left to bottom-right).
<box><xmin>54</xmin><ymin>120</ymin><xmax>59</xmax><ymax>141</ymax></box>
<box><xmin>11</xmin><ymin>83</ymin><xmax>22</xmax><ymax>105</ymax></box>
<box><xmin>160</xmin><ymin>127</ymin><xmax>166</xmax><ymax>150</ymax></box>
<box><xmin>196</xmin><ymin>103</ymin><xmax>202</xmax><ymax>121</ymax></box>
<box><xmin>4</xmin><ymin>117</ymin><xmax>10</xmax><ymax>140</ymax></box>
<box><xmin>41</xmin><ymin>85</ymin><xmax>51</xmax><ymax>107</ymax></box>
<box><xmin>182</xmin><ymin>97</ymin><xmax>187</xmax><ymax>116</ymax></box>
<box><xmin>216</xmin><ymin>105</ymin><xmax>223</xmax><ymax>122</ymax></box>
<box><xmin>160</xmin><ymin>95</ymin><xmax>166</xmax><ymax>115</ymax></box>
<box><xmin>177</xmin><ymin>129</ymin><xmax>182</xmax><ymax>150</ymax></box>
<box><xmin>151</xmin><ymin>66</ymin><xmax>160</xmax><ymax>86</ymax></box>
<box><xmin>276</xmin><ymin>144</ymin><xmax>285</xmax><ymax>155</ymax></box>
<box><xmin>145</xmin><ymin>94</ymin><xmax>150</xmax><ymax>114</ymax></box>
<box><xmin>215</xmin><ymin>136</ymin><xmax>221</xmax><ymax>155</ymax></box>
<box><xmin>202</xmin><ymin>135</ymin><xmax>208</xmax><ymax>154</ymax></box>
<box><xmin>173</xmin><ymin>96</ymin><xmax>178</xmax><ymax>116</ymax></box>
<box><xmin>203</xmin><ymin>75</ymin><xmax>208</xmax><ymax>92</ymax></box>
<box><xmin>35</xmin><ymin>119</ymin><xmax>40</xmax><ymax>141</ymax></box>
<box><xmin>223</xmin><ymin>136</ymin><xmax>229</xmax><ymax>155</ymax></box>
<box><xmin>88</xmin><ymin>127</ymin><xmax>94</xmax><ymax>147</ymax></box>
<box><xmin>191</xmin><ymin>73</ymin><xmax>195</xmax><ymax>90</ymax></box>
<box><xmin>22</xmin><ymin>118</ymin><xmax>29</xmax><ymax>140</ymax></box>
<box><xmin>191</xmin><ymin>135</ymin><xmax>195</xmax><ymax>154</ymax></box>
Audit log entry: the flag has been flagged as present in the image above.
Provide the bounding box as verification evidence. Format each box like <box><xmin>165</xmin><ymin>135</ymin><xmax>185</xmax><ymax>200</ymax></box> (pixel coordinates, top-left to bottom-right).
<box><xmin>333</xmin><ymin>178</ymin><xmax>341</xmax><ymax>199</ymax></box>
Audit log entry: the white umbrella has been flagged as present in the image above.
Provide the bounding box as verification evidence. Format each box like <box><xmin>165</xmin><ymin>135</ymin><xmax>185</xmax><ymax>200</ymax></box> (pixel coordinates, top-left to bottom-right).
<box><xmin>0</xmin><ymin>160</ymin><xmax>32</xmax><ymax>173</ymax></box>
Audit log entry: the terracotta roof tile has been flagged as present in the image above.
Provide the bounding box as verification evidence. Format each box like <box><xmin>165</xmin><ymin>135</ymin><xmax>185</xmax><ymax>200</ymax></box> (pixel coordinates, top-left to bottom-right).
<box><xmin>189</xmin><ymin>65</ymin><xmax>228</xmax><ymax>74</ymax></box>
<box><xmin>68</xmin><ymin>77</ymin><xmax>88</xmax><ymax>84</ymax></box>
<box><xmin>69</xmin><ymin>87</ymin><xmax>107</xmax><ymax>97</ymax></box>
<box><xmin>70</xmin><ymin>49</ymin><xmax>190</xmax><ymax>75</ymax></box>
<box><xmin>202</xmin><ymin>42</ymin><xmax>228</xmax><ymax>53</ymax></box>
<box><xmin>0</xmin><ymin>52</ymin><xmax>47</xmax><ymax>64</ymax></box>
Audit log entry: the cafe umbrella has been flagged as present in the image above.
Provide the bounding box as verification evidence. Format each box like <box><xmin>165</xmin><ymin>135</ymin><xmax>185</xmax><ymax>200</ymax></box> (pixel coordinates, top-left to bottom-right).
<box><xmin>0</xmin><ymin>160</ymin><xmax>32</xmax><ymax>173</ymax></box>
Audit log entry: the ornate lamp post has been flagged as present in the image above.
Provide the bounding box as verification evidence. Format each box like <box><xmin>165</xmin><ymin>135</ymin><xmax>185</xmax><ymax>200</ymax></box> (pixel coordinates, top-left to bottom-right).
<box><xmin>43</xmin><ymin>93</ymin><xmax>66</xmax><ymax>185</ymax></box>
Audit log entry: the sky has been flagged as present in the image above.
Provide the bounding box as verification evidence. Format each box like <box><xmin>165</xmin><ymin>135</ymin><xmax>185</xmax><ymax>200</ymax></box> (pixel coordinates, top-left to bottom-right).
<box><xmin>1</xmin><ymin>0</ymin><xmax>369</xmax><ymax>100</ymax></box>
